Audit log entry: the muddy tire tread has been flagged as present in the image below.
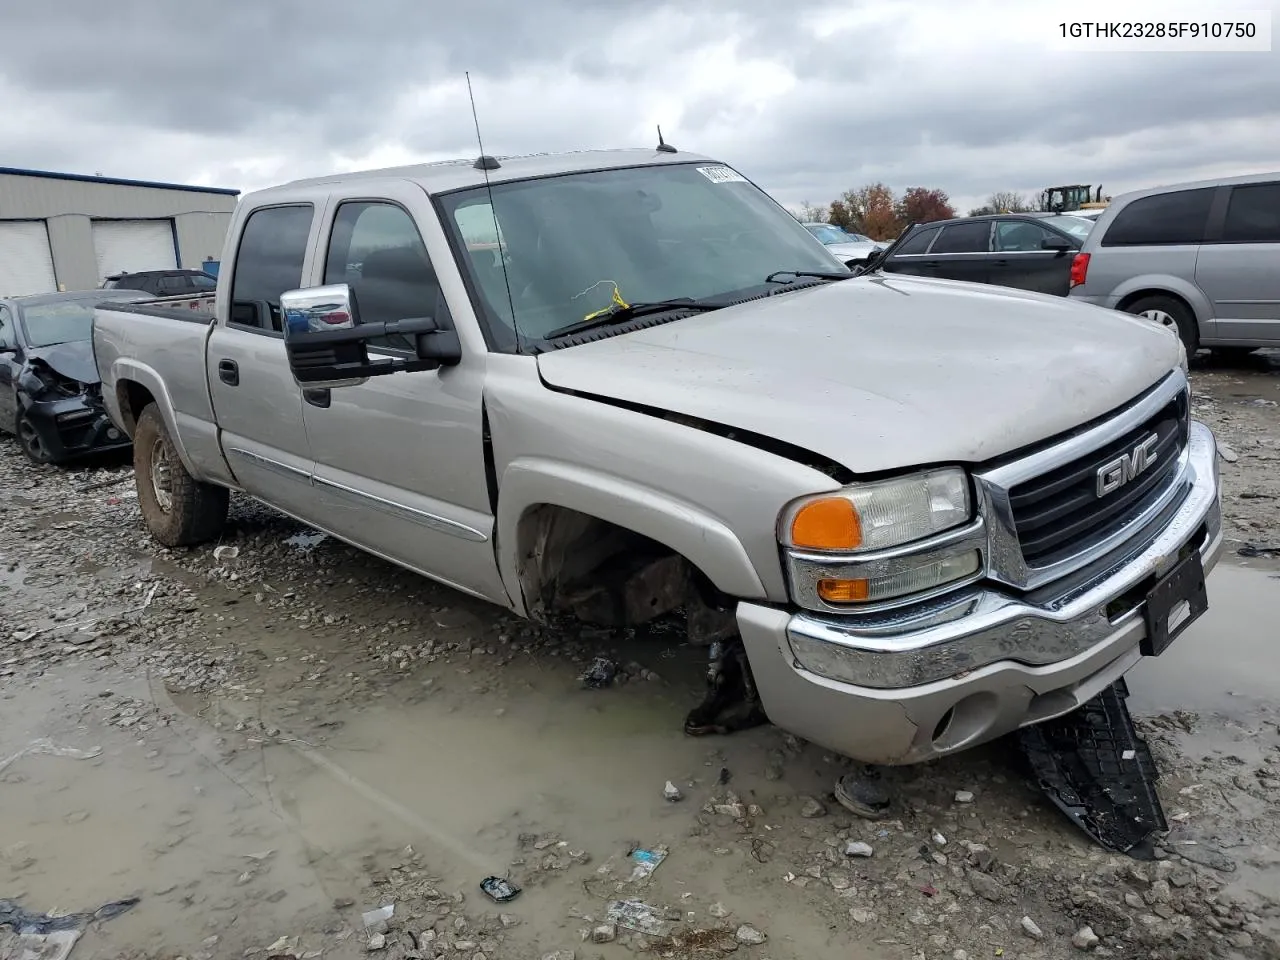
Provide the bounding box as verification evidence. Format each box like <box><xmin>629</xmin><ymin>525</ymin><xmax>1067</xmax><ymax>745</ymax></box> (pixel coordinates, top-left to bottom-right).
<box><xmin>134</xmin><ymin>403</ymin><xmax>228</xmax><ymax>547</ymax></box>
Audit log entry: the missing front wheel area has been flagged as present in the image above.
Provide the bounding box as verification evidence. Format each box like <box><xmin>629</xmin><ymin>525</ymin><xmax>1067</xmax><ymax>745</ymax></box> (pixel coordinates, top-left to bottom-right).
<box><xmin>684</xmin><ymin>636</ymin><xmax>769</xmax><ymax>736</ymax></box>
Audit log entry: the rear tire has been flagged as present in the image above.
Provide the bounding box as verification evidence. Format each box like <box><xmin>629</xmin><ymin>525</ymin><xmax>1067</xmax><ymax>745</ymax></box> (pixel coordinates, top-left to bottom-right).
<box><xmin>1124</xmin><ymin>295</ymin><xmax>1198</xmax><ymax>354</ymax></box>
<box><xmin>134</xmin><ymin>403</ymin><xmax>228</xmax><ymax>547</ymax></box>
<box><xmin>15</xmin><ymin>410</ymin><xmax>53</xmax><ymax>465</ymax></box>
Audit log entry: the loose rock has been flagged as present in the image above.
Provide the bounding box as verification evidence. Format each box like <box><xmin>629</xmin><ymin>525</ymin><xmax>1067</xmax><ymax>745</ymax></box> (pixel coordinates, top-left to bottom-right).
<box><xmin>1020</xmin><ymin>916</ymin><xmax>1044</xmax><ymax>941</ymax></box>
<box><xmin>954</xmin><ymin>790</ymin><xmax>975</xmax><ymax>804</ymax></box>
<box><xmin>844</xmin><ymin>841</ymin><xmax>874</xmax><ymax>858</ymax></box>
<box><xmin>799</xmin><ymin>797</ymin><xmax>827</xmax><ymax>818</ymax></box>
<box><xmin>663</xmin><ymin>780</ymin><xmax>683</xmax><ymax>802</ymax></box>
<box><xmin>1072</xmin><ymin>926</ymin><xmax>1100</xmax><ymax>950</ymax></box>
<box><xmin>735</xmin><ymin>925</ymin><xmax>767</xmax><ymax>945</ymax></box>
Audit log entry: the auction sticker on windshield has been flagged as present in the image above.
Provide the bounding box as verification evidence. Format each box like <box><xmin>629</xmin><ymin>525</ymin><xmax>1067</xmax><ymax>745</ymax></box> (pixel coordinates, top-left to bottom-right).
<box><xmin>696</xmin><ymin>165</ymin><xmax>748</xmax><ymax>184</ymax></box>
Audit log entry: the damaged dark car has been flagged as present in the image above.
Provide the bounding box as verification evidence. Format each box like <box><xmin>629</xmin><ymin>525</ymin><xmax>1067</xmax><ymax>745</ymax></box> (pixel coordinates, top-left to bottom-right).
<box><xmin>0</xmin><ymin>289</ymin><xmax>151</xmax><ymax>465</ymax></box>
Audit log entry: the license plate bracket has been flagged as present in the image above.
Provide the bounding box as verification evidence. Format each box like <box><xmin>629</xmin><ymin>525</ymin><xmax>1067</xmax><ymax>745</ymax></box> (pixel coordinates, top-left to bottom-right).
<box><xmin>1141</xmin><ymin>552</ymin><xmax>1208</xmax><ymax>657</ymax></box>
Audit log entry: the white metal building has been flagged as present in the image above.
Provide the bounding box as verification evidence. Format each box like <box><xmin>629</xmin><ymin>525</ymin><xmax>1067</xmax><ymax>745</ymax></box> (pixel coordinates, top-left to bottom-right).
<box><xmin>0</xmin><ymin>167</ymin><xmax>239</xmax><ymax>297</ymax></box>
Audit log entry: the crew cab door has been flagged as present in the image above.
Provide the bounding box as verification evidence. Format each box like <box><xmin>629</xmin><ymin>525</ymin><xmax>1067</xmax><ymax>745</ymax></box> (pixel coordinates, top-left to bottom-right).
<box><xmin>300</xmin><ymin>182</ymin><xmax>508</xmax><ymax>604</ymax></box>
<box><xmin>989</xmin><ymin>219</ymin><xmax>1076</xmax><ymax>295</ymax></box>
<box><xmin>205</xmin><ymin>201</ymin><xmax>319</xmax><ymax>518</ymax></box>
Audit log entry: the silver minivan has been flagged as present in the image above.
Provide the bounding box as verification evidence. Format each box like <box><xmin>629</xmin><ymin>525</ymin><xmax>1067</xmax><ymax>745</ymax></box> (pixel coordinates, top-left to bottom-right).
<box><xmin>1068</xmin><ymin>171</ymin><xmax>1280</xmax><ymax>356</ymax></box>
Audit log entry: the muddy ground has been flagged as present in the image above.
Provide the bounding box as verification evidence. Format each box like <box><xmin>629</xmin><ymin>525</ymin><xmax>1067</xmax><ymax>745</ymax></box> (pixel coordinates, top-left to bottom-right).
<box><xmin>2</xmin><ymin>353</ymin><xmax>1279</xmax><ymax>960</ymax></box>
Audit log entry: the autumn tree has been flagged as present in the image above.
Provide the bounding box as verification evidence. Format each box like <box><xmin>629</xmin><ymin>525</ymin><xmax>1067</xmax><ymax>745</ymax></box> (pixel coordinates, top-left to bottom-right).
<box><xmin>832</xmin><ymin>183</ymin><xmax>900</xmax><ymax>239</ymax></box>
<box><xmin>896</xmin><ymin>187</ymin><xmax>955</xmax><ymax>226</ymax></box>
<box><xmin>827</xmin><ymin>198</ymin><xmax>856</xmax><ymax>231</ymax></box>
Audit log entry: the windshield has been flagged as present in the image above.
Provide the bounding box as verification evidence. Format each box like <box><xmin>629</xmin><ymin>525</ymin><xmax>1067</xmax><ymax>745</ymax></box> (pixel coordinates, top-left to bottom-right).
<box><xmin>438</xmin><ymin>162</ymin><xmax>843</xmax><ymax>347</ymax></box>
<box><xmin>17</xmin><ymin>300</ymin><xmax>99</xmax><ymax>347</ymax></box>
<box><xmin>1043</xmin><ymin>215</ymin><xmax>1095</xmax><ymax>240</ymax></box>
<box><xmin>805</xmin><ymin>223</ymin><xmax>858</xmax><ymax>245</ymax></box>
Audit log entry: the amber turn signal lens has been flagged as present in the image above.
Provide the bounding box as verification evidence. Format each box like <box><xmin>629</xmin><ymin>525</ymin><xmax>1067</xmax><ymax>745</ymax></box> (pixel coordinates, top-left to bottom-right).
<box><xmin>817</xmin><ymin>578</ymin><xmax>870</xmax><ymax>603</ymax></box>
<box><xmin>789</xmin><ymin>497</ymin><xmax>862</xmax><ymax>550</ymax></box>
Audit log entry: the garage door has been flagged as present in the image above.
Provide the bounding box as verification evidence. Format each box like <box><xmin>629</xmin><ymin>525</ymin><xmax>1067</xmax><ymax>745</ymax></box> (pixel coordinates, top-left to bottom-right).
<box><xmin>91</xmin><ymin>220</ymin><xmax>177</xmax><ymax>279</ymax></box>
<box><xmin>0</xmin><ymin>220</ymin><xmax>58</xmax><ymax>297</ymax></box>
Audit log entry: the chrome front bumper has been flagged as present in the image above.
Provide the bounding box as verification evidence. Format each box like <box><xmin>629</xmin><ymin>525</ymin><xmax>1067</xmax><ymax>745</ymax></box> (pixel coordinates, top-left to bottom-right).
<box><xmin>739</xmin><ymin>419</ymin><xmax>1222</xmax><ymax>765</ymax></box>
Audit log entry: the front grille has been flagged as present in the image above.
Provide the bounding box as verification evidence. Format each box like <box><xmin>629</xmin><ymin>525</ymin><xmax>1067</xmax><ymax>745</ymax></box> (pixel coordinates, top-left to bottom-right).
<box><xmin>1009</xmin><ymin>390</ymin><xmax>1189</xmax><ymax>568</ymax></box>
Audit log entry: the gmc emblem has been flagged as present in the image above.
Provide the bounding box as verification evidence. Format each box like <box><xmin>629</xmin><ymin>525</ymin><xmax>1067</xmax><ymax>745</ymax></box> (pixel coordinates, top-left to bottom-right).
<box><xmin>1096</xmin><ymin>433</ymin><xmax>1159</xmax><ymax>498</ymax></box>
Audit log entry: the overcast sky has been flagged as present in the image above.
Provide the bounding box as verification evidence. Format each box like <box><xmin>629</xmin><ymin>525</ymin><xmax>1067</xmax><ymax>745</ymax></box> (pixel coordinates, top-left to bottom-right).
<box><xmin>3</xmin><ymin>0</ymin><xmax>1277</xmax><ymax>215</ymax></box>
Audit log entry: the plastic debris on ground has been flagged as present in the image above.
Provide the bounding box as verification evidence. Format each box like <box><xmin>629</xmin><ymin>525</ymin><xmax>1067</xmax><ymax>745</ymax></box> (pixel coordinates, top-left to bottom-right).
<box><xmin>0</xmin><ymin>896</ymin><xmax>140</xmax><ymax>960</ymax></box>
<box><xmin>0</xmin><ymin>740</ymin><xmax>102</xmax><ymax>777</ymax></box>
<box><xmin>627</xmin><ymin>845</ymin><xmax>668</xmax><ymax>881</ymax></box>
<box><xmin>284</xmin><ymin>531</ymin><xmax>327</xmax><ymax>551</ymax></box>
<box><xmin>480</xmin><ymin>876</ymin><xmax>522</xmax><ymax>903</ymax></box>
<box><xmin>580</xmin><ymin>656</ymin><xmax>617</xmax><ymax>689</ymax></box>
<box><xmin>1018</xmin><ymin>678</ymin><xmax>1166</xmax><ymax>857</ymax></box>
<box><xmin>606</xmin><ymin>899</ymin><xmax>669</xmax><ymax>937</ymax></box>
<box><xmin>0</xmin><ymin>929</ymin><xmax>80</xmax><ymax>960</ymax></box>
<box><xmin>361</xmin><ymin>904</ymin><xmax>394</xmax><ymax>932</ymax></box>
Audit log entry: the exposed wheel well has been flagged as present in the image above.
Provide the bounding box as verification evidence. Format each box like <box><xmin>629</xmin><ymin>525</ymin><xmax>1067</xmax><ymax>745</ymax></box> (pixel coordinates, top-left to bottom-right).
<box><xmin>513</xmin><ymin>503</ymin><xmax>738</xmax><ymax>644</ymax></box>
<box><xmin>115</xmin><ymin>381</ymin><xmax>156</xmax><ymax>436</ymax></box>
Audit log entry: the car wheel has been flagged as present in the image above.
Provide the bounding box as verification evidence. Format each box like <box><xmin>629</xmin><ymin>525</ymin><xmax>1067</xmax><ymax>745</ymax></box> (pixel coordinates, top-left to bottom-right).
<box><xmin>1124</xmin><ymin>295</ymin><xmax>1199</xmax><ymax>354</ymax></box>
<box><xmin>15</xmin><ymin>410</ymin><xmax>52</xmax><ymax>465</ymax></box>
<box><xmin>133</xmin><ymin>403</ymin><xmax>229</xmax><ymax>547</ymax></box>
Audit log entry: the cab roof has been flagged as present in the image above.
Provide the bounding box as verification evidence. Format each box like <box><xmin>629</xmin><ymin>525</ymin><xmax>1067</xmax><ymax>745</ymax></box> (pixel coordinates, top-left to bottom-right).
<box><xmin>251</xmin><ymin>148</ymin><xmax>718</xmax><ymax>202</ymax></box>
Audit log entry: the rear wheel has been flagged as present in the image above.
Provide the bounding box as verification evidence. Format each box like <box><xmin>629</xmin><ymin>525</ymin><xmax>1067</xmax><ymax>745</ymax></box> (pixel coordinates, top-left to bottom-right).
<box><xmin>15</xmin><ymin>410</ymin><xmax>52</xmax><ymax>465</ymax></box>
<box><xmin>134</xmin><ymin>403</ymin><xmax>229</xmax><ymax>547</ymax></box>
<box><xmin>1124</xmin><ymin>295</ymin><xmax>1198</xmax><ymax>354</ymax></box>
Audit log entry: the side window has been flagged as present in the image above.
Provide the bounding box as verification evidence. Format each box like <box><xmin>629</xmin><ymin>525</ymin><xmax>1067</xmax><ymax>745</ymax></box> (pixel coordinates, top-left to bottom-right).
<box><xmin>190</xmin><ymin>273</ymin><xmax>217</xmax><ymax>291</ymax></box>
<box><xmin>1100</xmin><ymin>188</ymin><xmax>1214</xmax><ymax>247</ymax></box>
<box><xmin>994</xmin><ymin>220</ymin><xmax>1054</xmax><ymax>252</ymax></box>
<box><xmin>894</xmin><ymin>226</ymin><xmax>939</xmax><ymax>255</ymax></box>
<box><xmin>158</xmin><ymin>275</ymin><xmax>188</xmax><ymax>295</ymax></box>
<box><xmin>0</xmin><ymin>306</ymin><xmax>15</xmax><ymax>349</ymax></box>
<box><xmin>931</xmin><ymin>221</ymin><xmax>991</xmax><ymax>254</ymax></box>
<box><xmin>1222</xmin><ymin>183</ymin><xmax>1280</xmax><ymax>244</ymax></box>
<box><xmin>323</xmin><ymin>201</ymin><xmax>441</xmax><ymax>352</ymax></box>
<box><xmin>230</xmin><ymin>204</ymin><xmax>314</xmax><ymax>332</ymax></box>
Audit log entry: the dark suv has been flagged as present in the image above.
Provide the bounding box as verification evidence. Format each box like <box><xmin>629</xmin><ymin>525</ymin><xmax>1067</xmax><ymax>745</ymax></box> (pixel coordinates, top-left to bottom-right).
<box><xmin>101</xmin><ymin>269</ymin><xmax>218</xmax><ymax>297</ymax></box>
<box><xmin>878</xmin><ymin>213</ymin><xmax>1095</xmax><ymax>296</ymax></box>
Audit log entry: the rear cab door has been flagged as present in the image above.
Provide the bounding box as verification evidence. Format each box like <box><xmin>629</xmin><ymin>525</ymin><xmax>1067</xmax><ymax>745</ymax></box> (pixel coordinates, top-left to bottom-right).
<box><xmin>880</xmin><ymin>224</ymin><xmax>943</xmax><ymax>277</ymax></box>
<box><xmin>206</xmin><ymin>193</ymin><xmax>321</xmax><ymax>519</ymax></box>
<box><xmin>920</xmin><ymin>220</ymin><xmax>995</xmax><ymax>285</ymax></box>
<box><xmin>1195</xmin><ymin>180</ymin><xmax>1280</xmax><ymax>346</ymax></box>
<box><xmin>989</xmin><ymin>218</ymin><xmax>1076</xmax><ymax>295</ymax></box>
<box><xmin>300</xmin><ymin>179</ymin><xmax>508</xmax><ymax>604</ymax></box>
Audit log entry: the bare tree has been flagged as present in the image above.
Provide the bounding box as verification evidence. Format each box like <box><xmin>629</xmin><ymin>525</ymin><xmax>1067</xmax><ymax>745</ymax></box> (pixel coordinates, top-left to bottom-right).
<box><xmin>796</xmin><ymin>201</ymin><xmax>828</xmax><ymax>223</ymax></box>
<box><xmin>987</xmin><ymin>191</ymin><xmax>1033</xmax><ymax>214</ymax></box>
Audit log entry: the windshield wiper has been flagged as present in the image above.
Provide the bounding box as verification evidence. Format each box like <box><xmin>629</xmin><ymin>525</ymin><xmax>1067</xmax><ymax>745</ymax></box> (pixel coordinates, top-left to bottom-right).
<box><xmin>764</xmin><ymin>269</ymin><xmax>853</xmax><ymax>284</ymax></box>
<box><xmin>544</xmin><ymin>298</ymin><xmax>723</xmax><ymax>340</ymax></box>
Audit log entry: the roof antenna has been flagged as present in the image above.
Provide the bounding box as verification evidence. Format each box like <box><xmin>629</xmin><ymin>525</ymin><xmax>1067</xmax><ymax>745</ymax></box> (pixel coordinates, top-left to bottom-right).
<box><xmin>466</xmin><ymin>71</ymin><xmax>519</xmax><ymax>350</ymax></box>
<box><xmin>655</xmin><ymin>125</ymin><xmax>677</xmax><ymax>154</ymax></box>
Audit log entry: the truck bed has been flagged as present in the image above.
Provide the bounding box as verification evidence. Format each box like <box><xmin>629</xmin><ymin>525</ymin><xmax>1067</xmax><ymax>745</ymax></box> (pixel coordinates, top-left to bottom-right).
<box><xmin>92</xmin><ymin>294</ymin><xmax>234</xmax><ymax>487</ymax></box>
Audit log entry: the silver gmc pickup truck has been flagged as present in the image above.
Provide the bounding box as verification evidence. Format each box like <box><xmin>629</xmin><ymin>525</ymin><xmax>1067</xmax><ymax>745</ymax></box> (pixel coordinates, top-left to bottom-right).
<box><xmin>93</xmin><ymin>148</ymin><xmax>1223</xmax><ymax>765</ymax></box>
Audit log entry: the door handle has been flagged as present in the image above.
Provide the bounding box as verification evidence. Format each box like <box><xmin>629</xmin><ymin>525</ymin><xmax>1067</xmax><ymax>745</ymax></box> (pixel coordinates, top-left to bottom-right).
<box><xmin>993</xmin><ymin>259</ymin><xmax>1009</xmax><ymax>266</ymax></box>
<box><xmin>217</xmin><ymin>359</ymin><xmax>239</xmax><ymax>386</ymax></box>
<box><xmin>303</xmin><ymin>388</ymin><xmax>330</xmax><ymax>408</ymax></box>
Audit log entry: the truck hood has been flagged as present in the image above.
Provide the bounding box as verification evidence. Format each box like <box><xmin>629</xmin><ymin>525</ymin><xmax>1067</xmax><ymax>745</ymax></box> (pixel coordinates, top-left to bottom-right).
<box><xmin>25</xmin><ymin>340</ymin><xmax>99</xmax><ymax>385</ymax></box>
<box><xmin>535</xmin><ymin>275</ymin><xmax>1181</xmax><ymax>475</ymax></box>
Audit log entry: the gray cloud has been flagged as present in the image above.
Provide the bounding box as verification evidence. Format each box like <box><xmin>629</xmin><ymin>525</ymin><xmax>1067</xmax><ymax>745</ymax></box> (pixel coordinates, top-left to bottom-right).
<box><xmin>1</xmin><ymin>0</ymin><xmax>1277</xmax><ymax>215</ymax></box>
